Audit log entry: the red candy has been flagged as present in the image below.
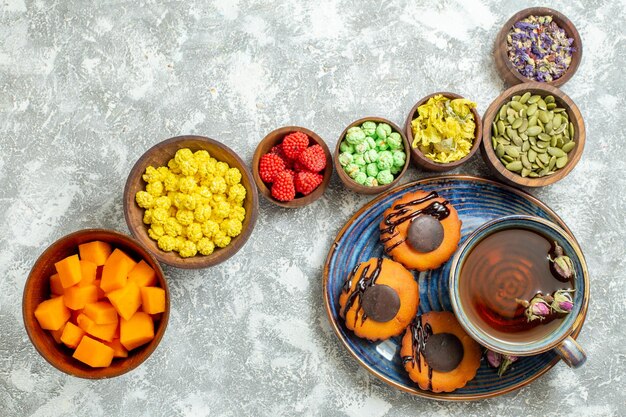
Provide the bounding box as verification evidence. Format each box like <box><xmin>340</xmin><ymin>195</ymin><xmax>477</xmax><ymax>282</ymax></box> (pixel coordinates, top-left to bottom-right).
<box><xmin>259</xmin><ymin>131</ymin><xmax>326</xmax><ymax>202</ymax></box>
<box><xmin>295</xmin><ymin>171</ymin><xmax>323</xmax><ymax>195</ymax></box>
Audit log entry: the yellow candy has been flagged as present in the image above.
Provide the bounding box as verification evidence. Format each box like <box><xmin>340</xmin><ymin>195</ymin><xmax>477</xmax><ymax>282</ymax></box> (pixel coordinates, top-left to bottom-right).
<box><xmin>157</xmin><ymin>235</ymin><xmax>177</xmax><ymax>252</ymax></box>
<box><xmin>186</xmin><ymin>223</ymin><xmax>203</xmax><ymax>242</ymax></box>
<box><xmin>142</xmin><ymin>166</ymin><xmax>162</xmax><ymax>183</ymax></box>
<box><xmin>178</xmin><ymin>176</ymin><xmax>197</xmax><ymax>194</ymax></box>
<box><xmin>163</xmin><ymin>173</ymin><xmax>179</xmax><ymax>192</ymax></box>
<box><xmin>224</xmin><ymin>167</ymin><xmax>242</xmax><ymax>186</ymax></box>
<box><xmin>197</xmin><ymin>238</ymin><xmax>215</xmax><ymax>256</ymax></box>
<box><xmin>227</xmin><ymin>184</ymin><xmax>246</xmax><ymax>204</ymax></box>
<box><xmin>154</xmin><ymin>196</ymin><xmax>171</xmax><ymax>210</ymax></box>
<box><xmin>215</xmin><ymin>161</ymin><xmax>229</xmax><ymax>177</ymax></box>
<box><xmin>152</xmin><ymin>208</ymin><xmax>169</xmax><ymax>225</ymax></box>
<box><xmin>146</xmin><ymin>181</ymin><xmax>164</xmax><ymax>197</ymax></box>
<box><xmin>201</xmin><ymin>220</ymin><xmax>220</xmax><ymax>238</ymax></box>
<box><xmin>194</xmin><ymin>205</ymin><xmax>212</xmax><ymax>223</ymax></box>
<box><xmin>135</xmin><ymin>191</ymin><xmax>154</xmax><ymax>209</ymax></box>
<box><xmin>164</xmin><ymin>217</ymin><xmax>183</xmax><ymax>237</ymax></box>
<box><xmin>143</xmin><ymin>209</ymin><xmax>153</xmax><ymax>225</ymax></box>
<box><xmin>213</xmin><ymin>230</ymin><xmax>231</xmax><ymax>248</ymax></box>
<box><xmin>220</xmin><ymin>219</ymin><xmax>242</xmax><ymax>238</ymax></box>
<box><xmin>176</xmin><ymin>209</ymin><xmax>194</xmax><ymax>226</ymax></box>
<box><xmin>178</xmin><ymin>240</ymin><xmax>197</xmax><ymax>258</ymax></box>
<box><xmin>229</xmin><ymin>206</ymin><xmax>246</xmax><ymax>222</ymax></box>
<box><xmin>209</xmin><ymin>176</ymin><xmax>227</xmax><ymax>195</ymax></box>
<box><xmin>212</xmin><ymin>201</ymin><xmax>230</xmax><ymax>219</ymax></box>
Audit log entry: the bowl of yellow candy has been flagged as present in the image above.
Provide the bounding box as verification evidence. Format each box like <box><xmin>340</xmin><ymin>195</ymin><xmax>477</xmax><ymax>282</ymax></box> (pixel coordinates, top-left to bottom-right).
<box><xmin>124</xmin><ymin>135</ymin><xmax>259</xmax><ymax>269</ymax></box>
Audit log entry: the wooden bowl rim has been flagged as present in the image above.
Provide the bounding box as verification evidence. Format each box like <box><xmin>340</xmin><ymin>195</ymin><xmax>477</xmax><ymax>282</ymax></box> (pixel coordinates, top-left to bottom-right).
<box><xmin>405</xmin><ymin>92</ymin><xmax>483</xmax><ymax>171</ymax></box>
<box><xmin>495</xmin><ymin>7</ymin><xmax>583</xmax><ymax>88</ymax></box>
<box><xmin>334</xmin><ymin>116</ymin><xmax>411</xmax><ymax>195</ymax></box>
<box><xmin>123</xmin><ymin>135</ymin><xmax>259</xmax><ymax>269</ymax></box>
<box><xmin>22</xmin><ymin>228</ymin><xmax>169</xmax><ymax>379</ymax></box>
<box><xmin>251</xmin><ymin>126</ymin><xmax>333</xmax><ymax>208</ymax></box>
<box><xmin>481</xmin><ymin>82</ymin><xmax>586</xmax><ymax>187</ymax></box>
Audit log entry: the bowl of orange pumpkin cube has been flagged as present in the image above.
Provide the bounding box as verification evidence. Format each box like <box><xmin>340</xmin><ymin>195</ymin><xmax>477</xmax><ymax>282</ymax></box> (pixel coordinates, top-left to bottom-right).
<box><xmin>22</xmin><ymin>229</ymin><xmax>169</xmax><ymax>378</ymax></box>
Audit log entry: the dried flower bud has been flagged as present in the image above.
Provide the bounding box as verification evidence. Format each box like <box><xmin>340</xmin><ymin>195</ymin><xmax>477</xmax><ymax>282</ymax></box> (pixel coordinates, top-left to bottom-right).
<box><xmin>551</xmin><ymin>289</ymin><xmax>575</xmax><ymax>313</ymax></box>
<box><xmin>519</xmin><ymin>296</ymin><xmax>551</xmax><ymax>322</ymax></box>
<box><xmin>550</xmin><ymin>242</ymin><xmax>575</xmax><ymax>281</ymax></box>
<box><xmin>486</xmin><ymin>350</ymin><xmax>502</xmax><ymax>368</ymax></box>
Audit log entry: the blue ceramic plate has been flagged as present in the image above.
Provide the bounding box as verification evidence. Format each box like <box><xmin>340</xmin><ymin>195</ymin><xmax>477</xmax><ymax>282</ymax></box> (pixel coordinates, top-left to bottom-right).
<box><xmin>323</xmin><ymin>175</ymin><xmax>586</xmax><ymax>401</ymax></box>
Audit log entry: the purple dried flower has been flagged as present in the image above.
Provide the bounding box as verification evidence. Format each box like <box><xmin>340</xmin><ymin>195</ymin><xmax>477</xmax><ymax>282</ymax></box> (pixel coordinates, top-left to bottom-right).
<box><xmin>517</xmin><ymin>295</ymin><xmax>551</xmax><ymax>322</ymax></box>
<box><xmin>551</xmin><ymin>289</ymin><xmax>576</xmax><ymax>314</ymax></box>
<box><xmin>486</xmin><ymin>350</ymin><xmax>502</xmax><ymax>368</ymax></box>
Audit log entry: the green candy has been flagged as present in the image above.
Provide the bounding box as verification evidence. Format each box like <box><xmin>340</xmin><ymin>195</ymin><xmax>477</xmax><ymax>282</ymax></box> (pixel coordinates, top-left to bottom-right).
<box><xmin>377</xmin><ymin>169</ymin><xmax>394</xmax><ymax>185</ymax></box>
<box><xmin>354</xmin><ymin>141</ymin><xmax>369</xmax><ymax>154</ymax></box>
<box><xmin>376</xmin><ymin>138</ymin><xmax>389</xmax><ymax>151</ymax></box>
<box><xmin>364</xmin><ymin>176</ymin><xmax>378</xmax><ymax>187</ymax></box>
<box><xmin>353</xmin><ymin>154</ymin><xmax>366</xmax><ymax>167</ymax></box>
<box><xmin>377</xmin><ymin>150</ymin><xmax>393</xmax><ymax>170</ymax></box>
<box><xmin>375</xmin><ymin>124</ymin><xmax>388</xmax><ymax>139</ymax></box>
<box><xmin>346</xmin><ymin>127</ymin><xmax>366</xmax><ymax>145</ymax></box>
<box><xmin>390</xmin><ymin>164</ymin><xmax>402</xmax><ymax>175</ymax></box>
<box><xmin>387</xmin><ymin>132</ymin><xmax>403</xmax><ymax>149</ymax></box>
<box><xmin>363</xmin><ymin>149</ymin><xmax>379</xmax><ymax>163</ymax></box>
<box><xmin>339</xmin><ymin>140</ymin><xmax>355</xmax><ymax>153</ymax></box>
<box><xmin>361</xmin><ymin>121</ymin><xmax>377</xmax><ymax>137</ymax></box>
<box><xmin>392</xmin><ymin>150</ymin><xmax>406</xmax><ymax>167</ymax></box>
<box><xmin>365</xmin><ymin>136</ymin><xmax>376</xmax><ymax>149</ymax></box>
<box><xmin>354</xmin><ymin>172</ymin><xmax>367</xmax><ymax>184</ymax></box>
<box><xmin>338</xmin><ymin>152</ymin><xmax>353</xmax><ymax>167</ymax></box>
<box><xmin>344</xmin><ymin>163</ymin><xmax>360</xmax><ymax>179</ymax></box>
<box><xmin>366</xmin><ymin>163</ymin><xmax>379</xmax><ymax>177</ymax></box>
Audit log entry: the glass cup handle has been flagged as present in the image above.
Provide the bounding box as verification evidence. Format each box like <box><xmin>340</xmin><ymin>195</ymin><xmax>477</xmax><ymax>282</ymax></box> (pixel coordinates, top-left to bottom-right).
<box><xmin>555</xmin><ymin>336</ymin><xmax>587</xmax><ymax>368</ymax></box>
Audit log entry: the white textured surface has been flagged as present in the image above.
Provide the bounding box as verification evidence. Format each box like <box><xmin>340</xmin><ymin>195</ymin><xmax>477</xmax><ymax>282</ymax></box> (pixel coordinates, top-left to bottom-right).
<box><xmin>1</xmin><ymin>1</ymin><xmax>625</xmax><ymax>416</ymax></box>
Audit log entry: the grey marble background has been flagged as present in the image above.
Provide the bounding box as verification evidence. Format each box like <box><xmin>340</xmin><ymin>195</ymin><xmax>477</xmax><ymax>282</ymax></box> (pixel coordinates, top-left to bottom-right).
<box><xmin>1</xmin><ymin>0</ymin><xmax>625</xmax><ymax>416</ymax></box>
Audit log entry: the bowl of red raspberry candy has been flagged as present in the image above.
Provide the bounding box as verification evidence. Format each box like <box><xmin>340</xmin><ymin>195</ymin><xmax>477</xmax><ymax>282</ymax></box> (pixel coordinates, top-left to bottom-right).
<box><xmin>252</xmin><ymin>126</ymin><xmax>333</xmax><ymax>208</ymax></box>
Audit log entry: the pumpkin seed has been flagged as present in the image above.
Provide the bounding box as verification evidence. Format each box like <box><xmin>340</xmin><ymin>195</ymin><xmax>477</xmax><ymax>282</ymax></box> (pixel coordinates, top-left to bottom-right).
<box><xmin>522</xmin><ymin>141</ymin><xmax>530</xmax><ymax>152</ymax></box>
<box><xmin>544</xmin><ymin>95</ymin><xmax>555</xmax><ymax>104</ymax></box>
<box><xmin>502</xmin><ymin>155</ymin><xmax>514</xmax><ymax>163</ymax></box>
<box><xmin>505</xmin><ymin>146</ymin><xmax>520</xmax><ymax>158</ymax></box>
<box><xmin>510</xmin><ymin>101</ymin><xmax>524</xmax><ymax>112</ymax></box>
<box><xmin>526</xmin><ymin>126</ymin><xmax>542</xmax><ymax>136</ymax></box>
<box><xmin>538</xmin><ymin>99</ymin><xmax>547</xmax><ymax>110</ymax></box>
<box><xmin>520</xmin><ymin>92</ymin><xmax>531</xmax><ymax>104</ymax></box>
<box><xmin>529</xmin><ymin>171</ymin><xmax>539</xmax><ymax>177</ymax></box>
<box><xmin>562</xmin><ymin>141</ymin><xmax>576</xmax><ymax>153</ymax></box>
<box><xmin>550</xmin><ymin>135</ymin><xmax>558</xmax><ymax>148</ymax></box>
<box><xmin>521</xmin><ymin>154</ymin><xmax>531</xmax><ymax>169</ymax></box>
<box><xmin>512</xmin><ymin>118</ymin><xmax>523</xmax><ymax>129</ymax></box>
<box><xmin>521</xmin><ymin>168</ymin><xmax>531</xmax><ymax>177</ymax></box>
<box><xmin>511</xmin><ymin>135</ymin><xmax>524</xmax><ymax>147</ymax></box>
<box><xmin>518</xmin><ymin>119</ymin><xmax>528</xmax><ymax>133</ymax></box>
<box><xmin>569</xmin><ymin>122</ymin><xmax>574</xmax><ymax>138</ymax></box>
<box><xmin>528</xmin><ymin>149</ymin><xmax>537</xmax><ymax>162</ymax></box>
<box><xmin>556</xmin><ymin>155</ymin><xmax>568</xmax><ymax>168</ymax></box>
<box><xmin>527</xmin><ymin>103</ymin><xmax>538</xmax><ymax>116</ymax></box>
<box><xmin>528</xmin><ymin>95</ymin><xmax>541</xmax><ymax>104</ymax></box>
<box><xmin>499</xmin><ymin>105</ymin><xmax>508</xmax><ymax>120</ymax></box>
<box><xmin>548</xmin><ymin>147</ymin><xmax>566</xmax><ymax>158</ymax></box>
<box><xmin>492</xmin><ymin>122</ymin><xmax>498</xmax><ymax>136</ymax></box>
<box><xmin>506</xmin><ymin>161</ymin><xmax>523</xmax><ymax>172</ymax></box>
<box><xmin>538</xmin><ymin>133</ymin><xmax>551</xmax><ymax>142</ymax></box>
<box><xmin>492</xmin><ymin>137</ymin><xmax>497</xmax><ymax>149</ymax></box>
<box><xmin>546</xmin><ymin>102</ymin><xmax>557</xmax><ymax>110</ymax></box>
<box><xmin>538</xmin><ymin>153</ymin><xmax>550</xmax><ymax>164</ymax></box>
<box><xmin>512</xmin><ymin>95</ymin><xmax>522</xmax><ymax>102</ymax></box>
<box><xmin>538</xmin><ymin>110</ymin><xmax>550</xmax><ymax>124</ymax></box>
<box><xmin>497</xmin><ymin>120</ymin><xmax>505</xmax><ymax>136</ymax></box>
<box><xmin>496</xmin><ymin>143</ymin><xmax>505</xmax><ymax>157</ymax></box>
<box><xmin>548</xmin><ymin>155</ymin><xmax>557</xmax><ymax>171</ymax></box>
<box><xmin>528</xmin><ymin>114</ymin><xmax>538</xmax><ymax>126</ymax></box>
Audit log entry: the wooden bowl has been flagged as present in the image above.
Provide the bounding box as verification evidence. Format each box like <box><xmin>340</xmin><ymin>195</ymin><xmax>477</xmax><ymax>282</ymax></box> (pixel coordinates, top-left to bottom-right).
<box><xmin>494</xmin><ymin>7</ymin><xmax>582</xmax><ymax>88</ymax></box>
<box><xmin>22</xmin><ymin>229</ymin><xmax>169</xmax><ymax>379</ymax></box>
<box><xmin>124</xmin><ymin>135</ymin><xmax>259</xmax><ymax>268</ymax></box>
<box><xmin>481</xmin><ymin>82</ymin><xmax>585</xmax><ymax>188</ymax></box>
<box><xmin>252</xmin><ymin>126</ymin><xmax>333</xmax><ymax>208</ymax></box>
<box><xmin>335</xmin><ymin>117</ymin><xmax>410</xmax><ymax>195</ymax></box>
<box><xmin>405</xmin><ymin>92</ymin><xmax>483</xmax><ymax>172</ymax></box>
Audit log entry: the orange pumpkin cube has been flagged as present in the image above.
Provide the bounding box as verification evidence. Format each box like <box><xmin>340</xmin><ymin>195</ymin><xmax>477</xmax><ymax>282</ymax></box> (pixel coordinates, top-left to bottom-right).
<box><xmin>104</xmin><ymin>339</ymin><xmax>129</xmax><ymax>358</ymax></box>
<box><xmin>50</xmin><ymin>273</ymin><xmax>64</xmax><ymax>296</ymax></box>
<box><xmin>55</xmin><ymin>254</ymin><xmax>82</xmax><ymax>288</ymax></box>
<box><xmin>78</xmin><ymin>241</ymin><xmax>112</xmax><ymax>266</ymax></box>
<box><xmin>78</xmin><ymin>260</ymin><xmax>97</xmax><ymax>287</ymax></box>
<box><xmin>140</xmin><ymin>287</ymin><xmax>166</xmax><ymax>314</ymax></box>
<box><xmin>76</xmin><ymin>313</ymin><xmax>118</xmax><ymax>342</ymax></box>
<box><xmin>34</xmin><ymin>296</ymin><xmax>70</xmax><ymax>331</ymax></box>
<box><xmin>120</xmin><ymin>312</ymin><xmax>154</xmax><ymax>351</ymax></box>
<box><xmin>60</xmin><ymin>322</ymin><xmax>85</xmax><ymax>349</ymax></box>
<box><xmin>84</xmin><ymin>301</ymin><xmax>118</xmax><ymax>324</ymax></box>
<box><xmin>107</xmin><ymin>282</ymin><xmax>142</xmax><ymax>321</ymax></box>
<box><xmin>128</xmin><ymin>260</ymin><xmax>157</xmax><ymax>287</ymax></box>
<box><xmin>73</xmin><ymin>336</ymin><xmax>114</xmax><ymax>367</ymax></box>
<box><xmin>63</xmin><ymin>285</ymin><xmax>99</xmax><ymax>310</ymax></box>
<box><xmin>101</xmin><ymin>249</ymin><xmax>136</xmax><ymax>293</ymax></box>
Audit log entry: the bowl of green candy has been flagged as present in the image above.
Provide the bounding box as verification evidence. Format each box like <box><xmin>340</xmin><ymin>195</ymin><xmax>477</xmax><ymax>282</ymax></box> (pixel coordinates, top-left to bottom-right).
<box><xmin>334</xmin><ymin>117</ymin><xmax>410</xmax><ymax>194</ymax></box>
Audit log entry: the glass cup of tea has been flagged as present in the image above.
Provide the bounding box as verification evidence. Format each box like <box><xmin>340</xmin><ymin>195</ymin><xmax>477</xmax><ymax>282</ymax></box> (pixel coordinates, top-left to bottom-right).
<box><xmin>449</xmin><ymin>215</ymin><xmax>588</xmax><ymax>368</ymax></box>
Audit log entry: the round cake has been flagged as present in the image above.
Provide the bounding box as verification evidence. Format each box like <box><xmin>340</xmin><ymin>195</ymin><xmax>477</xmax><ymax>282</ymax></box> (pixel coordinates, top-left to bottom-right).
<box><xmin>338</xmin><ymin>257</ymin><xmax>418</xmax><ymax>341</ymax></box>
<box><xmin>400</xmin><ymin>311</ymin><xmax>482</xmax><ymax>393</ymax></box>
<box><xmin>380</xmin><ymin>190</ymin><xmax>461</xmax><ymax>271</ymax></box>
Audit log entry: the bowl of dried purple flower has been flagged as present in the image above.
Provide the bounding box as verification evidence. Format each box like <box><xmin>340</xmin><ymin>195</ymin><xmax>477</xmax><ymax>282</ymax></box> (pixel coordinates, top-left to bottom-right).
<box><xmin>494</xmin><ymin>7</ymin><xmax>582</xmax><ymax>88</ymax></box>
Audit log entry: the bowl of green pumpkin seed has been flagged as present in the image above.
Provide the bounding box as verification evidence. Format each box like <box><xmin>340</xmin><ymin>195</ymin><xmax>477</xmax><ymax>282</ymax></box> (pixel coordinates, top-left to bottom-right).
<box><xmin>481</xmin><ymin>82</ymin><xmax>585</xmax><ymax>187</ymax></box>
<box><xmin>334</xmin><ymin>117</ymin><xmax>411</xmax><ymax>194</ymax></box>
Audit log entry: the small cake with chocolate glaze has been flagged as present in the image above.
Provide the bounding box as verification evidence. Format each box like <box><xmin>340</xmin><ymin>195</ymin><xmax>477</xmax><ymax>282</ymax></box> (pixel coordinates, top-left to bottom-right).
<box><xmin>339</xmin><ymin>258</ymin><xmax>418</xmax><ymax>341</ymax></box>
<box><xmin>380</xmin><ymin>191</ymin><xmax>461</xmax><ymax>271</ymax></box>
<box><xmin>400</xmin><ymin>311</ymin><xmax>481</xmax><ymax>393</ymax></box>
